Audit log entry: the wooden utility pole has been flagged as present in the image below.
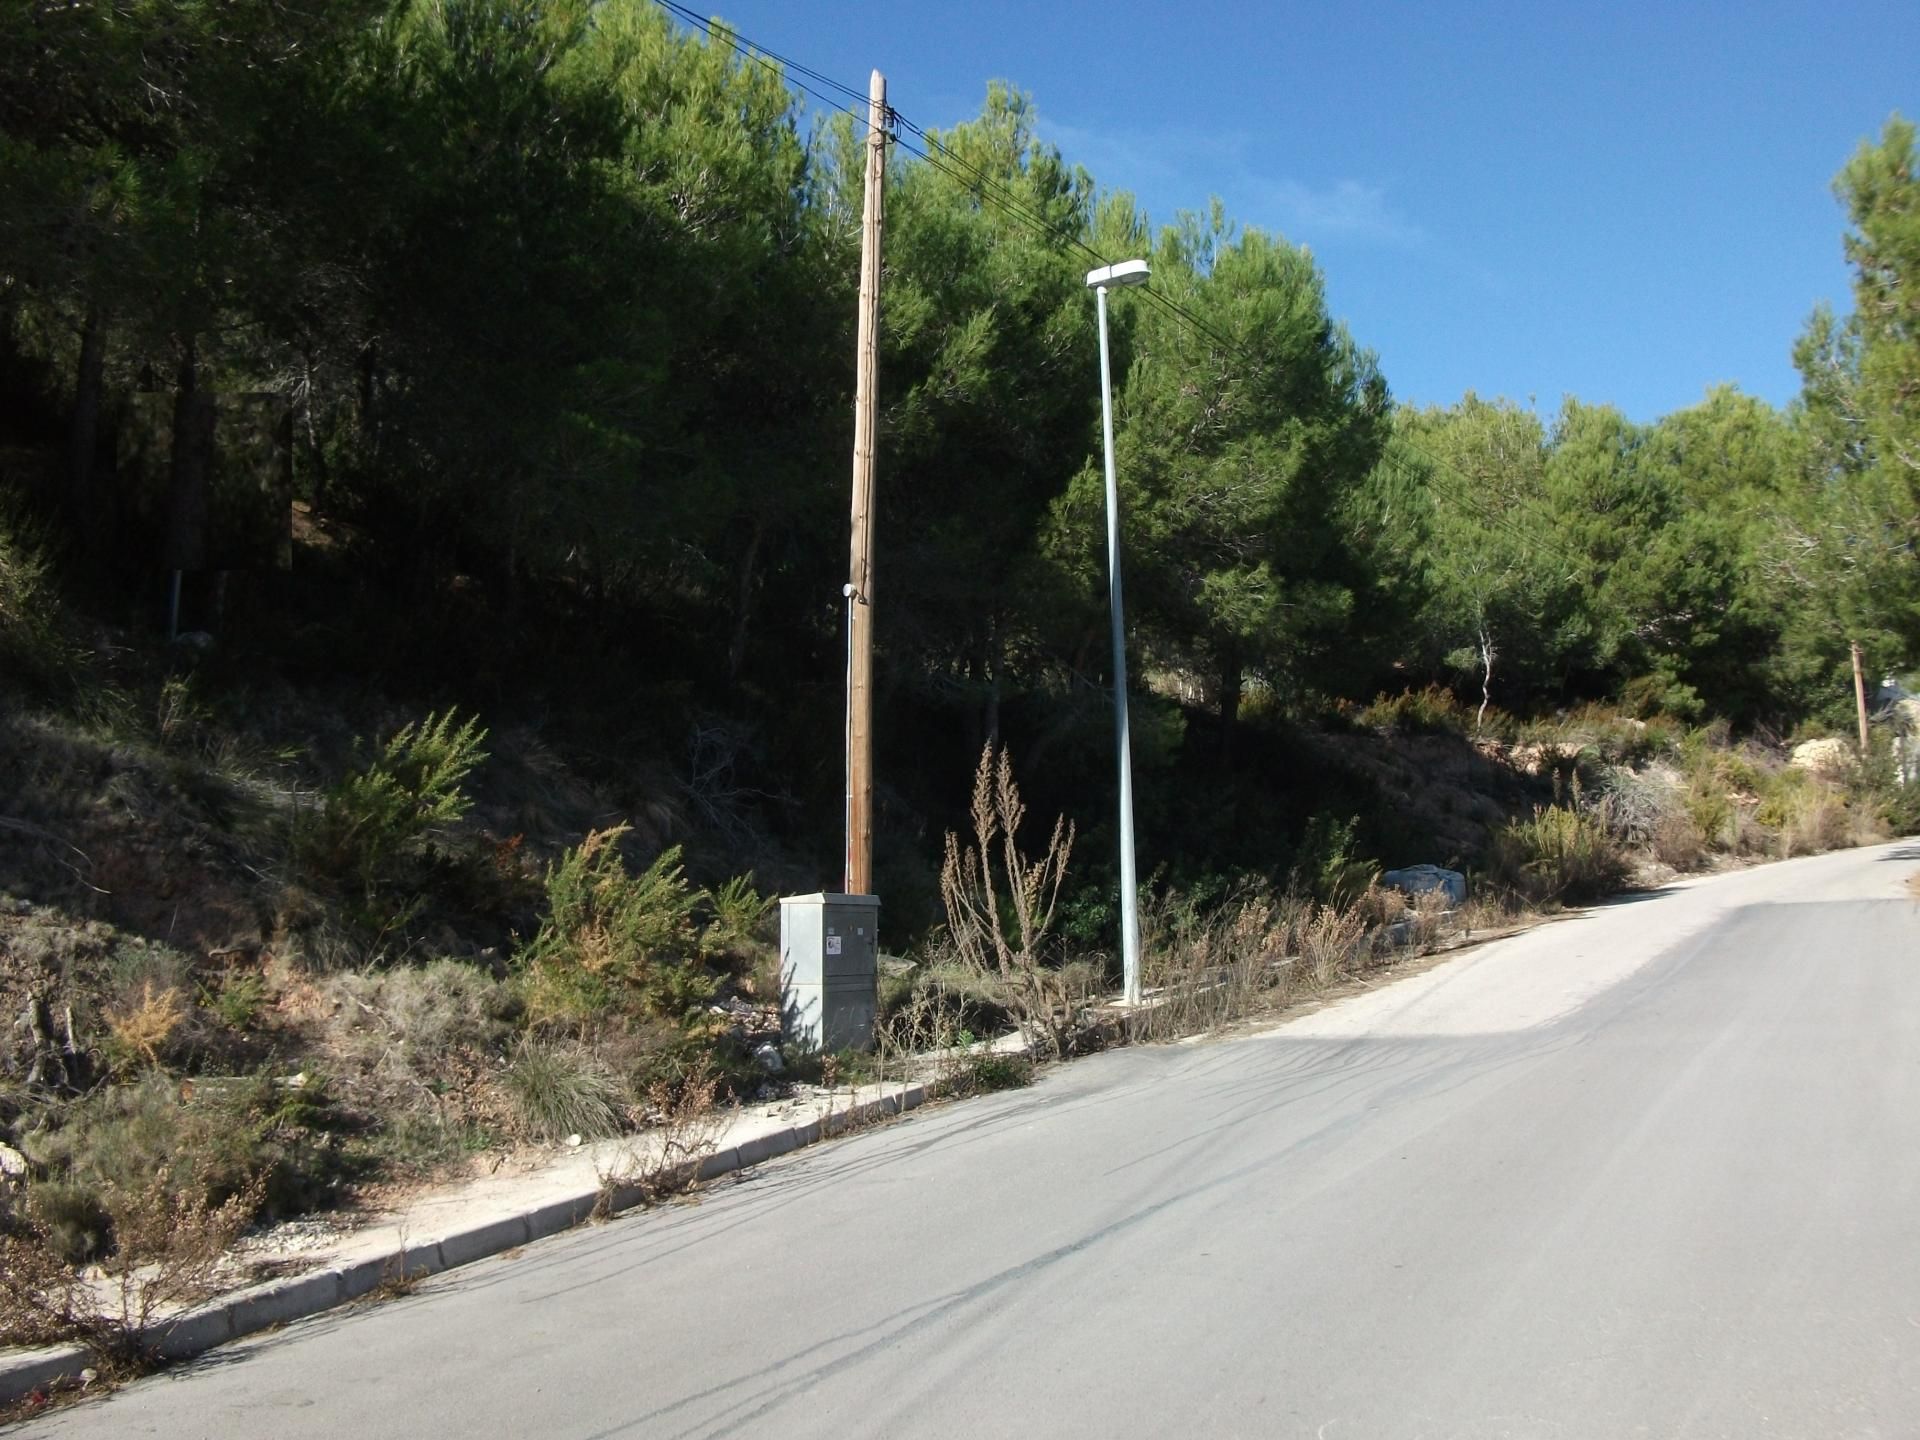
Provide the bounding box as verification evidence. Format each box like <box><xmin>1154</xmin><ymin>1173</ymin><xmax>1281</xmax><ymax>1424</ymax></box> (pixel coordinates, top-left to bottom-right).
<box><xmin>1852</xmin><ymin>640</ymin><xmax>1872</xmax><ymax>754</ymax></box>
<box><xmin>845</xmin><ymin>69</ymin><xmax>887</xmax><ymax>896</ymax></box>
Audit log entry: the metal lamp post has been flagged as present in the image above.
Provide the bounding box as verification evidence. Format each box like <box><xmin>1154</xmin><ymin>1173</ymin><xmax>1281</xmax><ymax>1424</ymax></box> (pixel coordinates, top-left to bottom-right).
<box><xmin>1086</xmin><ymin>258</ymin><xmax>1150</xmax><ymax>1005</ymax></box>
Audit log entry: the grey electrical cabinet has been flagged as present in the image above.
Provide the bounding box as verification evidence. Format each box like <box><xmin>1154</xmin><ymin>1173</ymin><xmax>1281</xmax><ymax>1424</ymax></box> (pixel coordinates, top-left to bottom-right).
<box><xmin>779</xmin><ymin>893</ymin><xmax>879</xmax><ymax>1053</ymax></box>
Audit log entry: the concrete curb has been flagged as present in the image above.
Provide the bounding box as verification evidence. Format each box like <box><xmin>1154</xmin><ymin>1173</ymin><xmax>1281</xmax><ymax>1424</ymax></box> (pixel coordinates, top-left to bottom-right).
<box><xmin>0</xmin><ymin>1080</ymin><xmax>931</xmax><ymax>1405</ymax></box>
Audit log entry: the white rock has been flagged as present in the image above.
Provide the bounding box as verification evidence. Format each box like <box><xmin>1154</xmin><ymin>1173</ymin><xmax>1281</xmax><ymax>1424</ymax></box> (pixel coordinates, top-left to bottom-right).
<box><xmin>1381</xmin><ymin>864</ymin><xmax>1467</xmax><ymax>906</ymax></box>
<box><xmin>1791</xmin><ymin>736</ymin><xmax>1857</xmax><ymax>779</ymax></box>
<box><xmin>0</xmin><ymin>1141</ymin><xmax>25</xmax><ymax>1183</ymax></box>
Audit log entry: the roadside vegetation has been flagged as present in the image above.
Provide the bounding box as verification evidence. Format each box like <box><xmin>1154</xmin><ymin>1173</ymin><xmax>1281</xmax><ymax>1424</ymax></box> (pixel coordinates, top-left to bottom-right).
<box><xmin>4</xmin><ymin>0</ymin><xmax>1920</xmax><ymax>1378</ymax></box>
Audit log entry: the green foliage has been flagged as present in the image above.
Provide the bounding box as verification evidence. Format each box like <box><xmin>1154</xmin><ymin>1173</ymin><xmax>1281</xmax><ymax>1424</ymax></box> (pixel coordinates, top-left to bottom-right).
<box><xmin>298</xmin><ymin>710</ymin><xmax>487</xmax><ymax>926</ymax></box>
<box><xmin>517</xmin><ymin>828</ymin><xmax>720</xmax><ymax>1027</ymax></box>
<box><xmin>203</xmin><ymin>971</ymin><xmax>269</xmax><ymax>1032</ymax></box>
<box><xmin>702</xmin><ymin>874</ymin><xmax>775</xmax><ymax>970</ymax></box>
<box><xmin>1490</xmin><ymin>806</ymin><xmax>1631</xmax><ymax>904</ymax></box>
<box><xmin>1357</xmin><ymin>685</ymin><xmax>1472</xmax><ymax>736</ymax></box>
<box><xmin>0</xmin><ymin>506</ymin><xmax>79</xmax><ymax>700</ymax></box>
<box><xmin>1051</xmin><ymin>209</ymin><xmax>1390</xmax><ymax>728</ymax></box>
<box><xmin>20</xmin><ymin>1071</ymin><xmax>348</xmax><ymax>1248</ymax></box>
<box><xmin>1289</xmin><ymin>813</ymin><xmax>1378</xmax><ymax>907</ymax></box>
<box><xmin>946</xmin><ymin>1050</ymin><xmax>1035</xmax><ymax>1096</ymax></box>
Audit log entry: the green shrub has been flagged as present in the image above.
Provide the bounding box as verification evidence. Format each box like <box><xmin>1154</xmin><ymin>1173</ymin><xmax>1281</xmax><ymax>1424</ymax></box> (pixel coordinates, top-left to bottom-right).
<box><xmin>297</xmin><ymin>710</ymin><xmax>487</xmax><ymax>920</ymax></box>
<box><xmin>22</xmin><ymin>1182</ymin><xmax>113</xmax><ymax>1266</ymax></box>
<box><xmin>1490</xmin><ymin>806</ymin><xmax>1630</xmax><ymax>904</ymax></box>
<box><xmin>1875</xmin><ymin>774</ymin><xmax>1920</xmax><ymax>836</ymax></box>
<box><xmin>204</xmin><ymin>970</ymin><xmax>269</xmax><ymax>1032</ymax></box>
<box><xmin>702</xmin><ymin>874</ymin><xmax>775</xmax><ymax>971</ymax></box>
<box><xmin>1289</xmin><ymin>813</ymin><xmax>1378</xmax><ymax>906</ymax></box>
<box><xmin>22</xmin><ymin>1071</ymin><xmax>349</xmax><ymax>1241</ymax></box>
<box><xmin>1753</xmin><ymin>768</ymin><xmax>1812</xmax><ymax>831</ymax></box>
<box><xmin>1619</xmin><ymin>672</ymin><xmax>1703</xmax><ymax>722</ymax></box>
<box><xmin>517</xmin><ymin>828</ymin><xmax>720</xmax><ymax>1027</ymax></box>
<box><xmin>1686</xmin><ymin>782</ymin><xmax>1737</xmax><ymax>847</ymax></box>
<box><xmin>946</xmin><ymin>1051</ymin><xmax>1034</xmax><ymax>1096</ymax></box>
<box><xmin>0</xmin><ymin>506</ymin><xmax>80</xmax><ymax>701</ymax></box>
<box><xmin>1357</xmin><ymin>685</ymin><xmax>1471</xmax><ymax>736</ymax></box>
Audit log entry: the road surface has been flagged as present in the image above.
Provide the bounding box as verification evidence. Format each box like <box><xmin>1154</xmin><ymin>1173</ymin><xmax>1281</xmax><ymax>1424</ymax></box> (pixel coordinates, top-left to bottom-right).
<box><xmin>22</xmin><ymin>841</ymin><xmax>1920</xmax><ymax>1439</ymax></box>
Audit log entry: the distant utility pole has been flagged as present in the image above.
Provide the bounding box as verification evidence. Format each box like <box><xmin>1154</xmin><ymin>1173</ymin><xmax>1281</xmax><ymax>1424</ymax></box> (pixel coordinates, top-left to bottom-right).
<box><xmin>1852</xmin><ymin>640</ymin><xmax>1871</xmax><ymax>755</ymax></box>
<box><xmin>845</xmin><ymin>69</ymin><xmax>887</xmax><ymax>896</ymax></box>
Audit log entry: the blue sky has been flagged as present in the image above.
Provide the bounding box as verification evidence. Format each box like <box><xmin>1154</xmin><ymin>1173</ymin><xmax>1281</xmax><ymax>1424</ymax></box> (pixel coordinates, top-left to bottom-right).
<box><xmin>682</xmin><ymin>2</ymin><xmax>1918</xmax><ymax>423</ymax></box>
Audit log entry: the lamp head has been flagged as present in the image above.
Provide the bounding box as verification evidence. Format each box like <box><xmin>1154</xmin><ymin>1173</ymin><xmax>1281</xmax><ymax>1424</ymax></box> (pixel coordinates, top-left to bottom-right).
<box><xmin>1086</xmin><ymin>259</ymin><xmax>1150</xmax><ymax>290</ymax></box>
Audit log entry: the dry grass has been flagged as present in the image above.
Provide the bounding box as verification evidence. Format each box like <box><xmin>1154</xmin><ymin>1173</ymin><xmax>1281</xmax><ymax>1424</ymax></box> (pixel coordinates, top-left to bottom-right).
<box><xmin>103</xmin><ymin>982</ymin><xmax>185</xmax><ymax>1068</ymax></box>
<box><xmin>593</xmin><ymin>1069</ymin><xmax>725</xmax><ymax>1213</ymax></box>
<box><xmin>939</xmin><ymin>743</ymin><xmax>1082</xmax><ymax>1059</ymax></box>
<box><xmin>0</xmin><ymin>1169</ymin><xmax>262</xmax><ymax>1375</ymax></box>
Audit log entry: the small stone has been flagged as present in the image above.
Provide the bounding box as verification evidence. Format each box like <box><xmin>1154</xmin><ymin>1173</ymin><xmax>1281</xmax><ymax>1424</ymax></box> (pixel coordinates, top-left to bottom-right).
<box><xmin>564</xmin><ymin>1133</ymin><xmax>583</xmax><ymax>1148</ymax></box>
<box><xmin>0</xmin><ymin>1141</ymin><xmax>26</xmax><ymax>1183</ymax></box>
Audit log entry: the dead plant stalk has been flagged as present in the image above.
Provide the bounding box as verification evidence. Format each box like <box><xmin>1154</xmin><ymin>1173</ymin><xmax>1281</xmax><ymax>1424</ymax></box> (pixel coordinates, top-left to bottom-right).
<box><xmin>940</xmin><ymin>744</ymin><xmax>1077</xmax><ymax>1058</ymax></box>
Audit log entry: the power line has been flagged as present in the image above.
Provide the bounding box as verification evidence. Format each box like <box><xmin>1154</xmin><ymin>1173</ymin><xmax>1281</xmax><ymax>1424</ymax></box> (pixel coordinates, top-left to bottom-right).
<box><xmin>648</xmin><ymin>2</ymin><xmax>1253</xmax><ymax>361</ymax></box>
<box><xmin>645</xmin><ymin>2</ymin><xmax>1596</xmax><ymax>580</ymax></box>
<box><xmin>651</xmin><ymin>1</ymin><xmax>871</xmax><ymax>112</ymax></box>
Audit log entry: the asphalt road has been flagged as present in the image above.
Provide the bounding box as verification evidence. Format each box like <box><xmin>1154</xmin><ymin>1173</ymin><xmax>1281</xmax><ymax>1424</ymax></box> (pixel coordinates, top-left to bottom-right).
<box><xmin>23</xmin><ymin>842</ymin><xmax>1920</xmax><ymax>1439</ymax></box>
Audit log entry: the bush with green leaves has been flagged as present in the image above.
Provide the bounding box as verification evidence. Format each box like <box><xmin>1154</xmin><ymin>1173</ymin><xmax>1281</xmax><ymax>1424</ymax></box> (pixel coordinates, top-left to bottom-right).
<box><xmin>517</xmin><ymin>828</ymin><xmax>721</xmax><ymax>1028</ymax></box>
<box><xmin>297</xmin><ymin>710</ymin><xmax>487</xmax><ymax>923</ymax></box>
<box><xmin>1288</xmin><ymin>813</ymin><xmax>1378</xmax><ymax>907</ymax></box>
<box><xmin>1356</xmin><ymin>685</ymin><xmax>1473</xmax><ymax>736</ymax></box>
<box><xmin>0</xmin><ymin>506</ymin><xmax>80</xmax><ymax>701</ymax></box>
<box><xmin>19</xmin><ymin>1071</ymin><xmax>348</xmax><ymax>1260</ymax></box>
<box><xmin>701</xmin><ymin>873</ymin><xmax>775</xmax><ymax>972</ymax></box>
<box><xmin>1490</xmin><ymin>805</ymin><xmax>1631</xmax><ymax>904</ymax></box>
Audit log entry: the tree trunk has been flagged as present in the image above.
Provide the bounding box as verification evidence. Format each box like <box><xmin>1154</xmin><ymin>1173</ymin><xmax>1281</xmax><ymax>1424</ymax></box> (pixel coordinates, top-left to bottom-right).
<box><xmin>302</xmin><ymin>347</ymin><xmax>330</xmax><ymax>513</ymax></box>
<box><xmin>983</xmin><ymin>614</ymin><xmax>1003</xmax><ymax>748</ymax></box>
<box><xmin>1219</xmin><ymin>652</ymin><xmax>1244</xmax><ymax>766</ymax></box>
<box><xmin>727</xmin><ymin>515</ymin><xmax>765</xmax><ymax>684</ymax></box>
<box><xmin>164</xmin><ymin>341</ymin><xmax>215</xmax><ymax>577</ymax></box>
<box><xmin>1476</xmin><ymin>626</ymin><xmax>1497</xmax><ymax>735</ymax></box>
<box><xmin>356</xmin><ymin>339</ymin><xmax>379</xmax><ymax>453</ymax></box>
<box><xmin>67</xmin><ymin>306</ymin><xmax>108</xmax><ymax>559</ymax></box>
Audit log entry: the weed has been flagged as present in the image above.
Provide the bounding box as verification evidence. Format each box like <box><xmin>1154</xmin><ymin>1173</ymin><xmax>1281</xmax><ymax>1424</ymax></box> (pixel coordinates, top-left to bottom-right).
<box><xmin>939</xmin><ymin>743</ymin><xmax>1081</xmax><ymax>1059</ymax></box>
<box><xmin>0</xmin><ymin>1168</ymin><xmax>262</xmax><ymax>1373</ymax></box>
<box><xmin>22</xmin><ymin>1070</ymin><xmax>348</xmax><ymax>1241</ymax></box>
<box><xmin>945</xmin><ymin>1051</ymin><xmax>1034</xmax><ymax>1096</ymax></box>
<box><xmin>1297</xmin><ymin>902</ymin><xmax>1367</xmax><ymax>985</ymax></box>
<box><xmin>1406</xmin><ymin>885</ymin><xmax>1452</xmax><ymax>952</ymax></box>
<box><xmin>501</xmin><ymin>1039</ymin><xmax>624</xmax><ymax>1144</ymax></box>
<box><xmin>1132</xmin><ymin>890</ymin><xmax>1297</xmax><ymax>1040</ymax></box>
<box><xmin>595</xmin><ymin>1068</ymin><xmax>723</xmax><ymax>1209</ymax></box>
<box><xmin>204</xmin><ymin>970</ymin><xmax>269</xmax><ymax>1032</ymax></box>
<box><xmin>1490</xmin><ymin>806</ymin><xmax>1631</xmax><ymax>905</ymax></box>
<box><xmin>103</xmin><ymin>982</ymin><xmax>185</xmax><ymax>1069</ymax></box>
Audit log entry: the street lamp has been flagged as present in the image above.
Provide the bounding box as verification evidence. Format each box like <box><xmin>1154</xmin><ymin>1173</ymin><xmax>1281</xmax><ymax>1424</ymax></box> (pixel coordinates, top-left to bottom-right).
<box><xmin>1087</xmin><ymin>258</ymin><xmax>1149</xmax><ymax>1005</ymax></box>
